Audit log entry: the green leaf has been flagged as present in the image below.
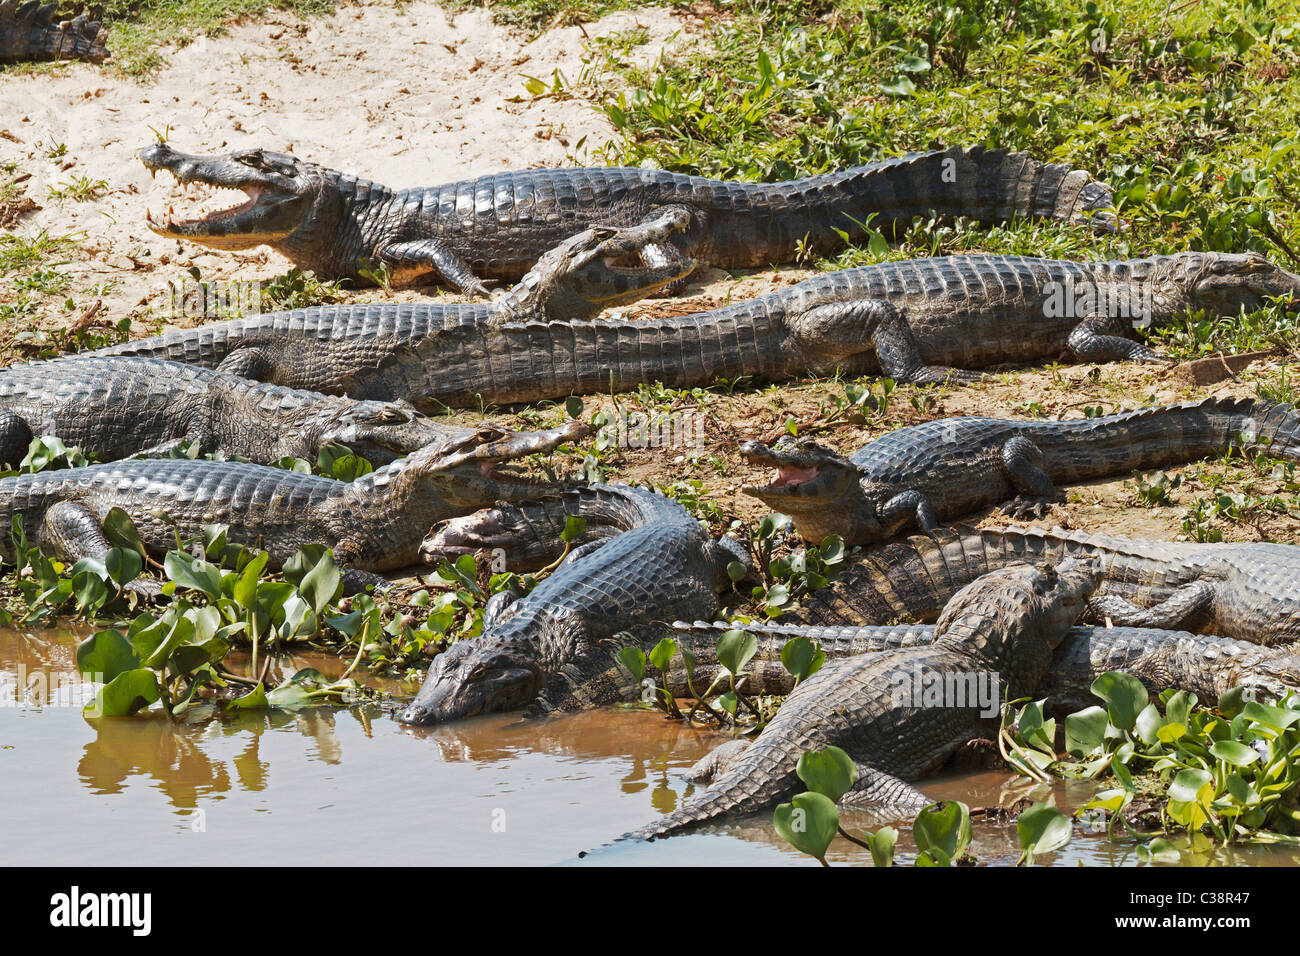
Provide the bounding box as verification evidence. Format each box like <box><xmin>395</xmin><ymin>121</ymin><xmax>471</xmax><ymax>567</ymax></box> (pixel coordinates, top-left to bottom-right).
<box><xmin>228</xmin><ymin>682</ymin><xmax>268</xmax><ymax>709</ymax></box>
<box><xmin>104</xmin><ymin>546</ymin><xmax>142</xmax><ymax>587</ymax></box>
<box><xmin>796</xmin><ymin>746</ymin><xmax>856</xmax><ymax>804</ymax></box>
<box><xmin>564</xmin><ymin>396</ymin><xmax>584</xmax><ymax>419</ymax></box>
<box><xmin>102</xmin><ymin>507</ymin><xmax>146</xmax><ymax>558</ymax></box>
<box><xmin>76</xmin><ymin>629</ymin><xmax>140</xmax><ymax>683</ymax></box>
<box><xmin>715</xmin><ymin>629</ymin><xmax>757</xmax><ymax>676</ymax></box>
<box><xmin>1210</xmin><ymin>739</ymin><xmax>1260</xmax><ymax>767</ymax></box>
<box><xmin>1090</xmin><ymin>671</ymin><xmax>1148</xmax><ymax>731</ymax></box>
<box><xmin>164</xmin><ymin>551</ymin><xmax>222</xmax><ymax>600</ymax></box>
<box><xmin>862</xmin><ymin>826</ymin><xmax>896</xmax><ymax>867</ymax></box>
<box><xmin>561</xmin><ymin>515</ymin><xmax>588</xmax><ymax>544</ymax></box>
<box><xmin>87</xmin><ymin>668</ymin><xmax>160</xmax><ymax>717</ymax></box>
<box><xmin>1137</xmin><ymin>837</ymin><xmax>1183</xmax><ymax>865</ymax></box>
<box><xmin>913</xmin><ymin>801</ymin><xmax>971</xmax><ymax>863</ymax></box>
<box><xmin>1017</xmin><ymin>802</ymin><xmax>1072</xmax><ymax>865</ymax></box>
<box><xmin>1064</xmin><ymin>706</ymin><xmax>1109</xmax><ymax>756</ymax></box>
<box><xmin>615</xmin><ymin>646</ymin><xmax>646</xmax><ymax>683</ymax></box>
<box><xmin>773</xmin><ymin>792</ymin><xmax>838</xmax><ymax>862</ymax></box>
<box><xmin>780</xmin><ymin>635</ymin><xmax>825</xmax><ymax>682</ymax></box>
<box><xmin>1169</xmin><ymin>768</ymin><xmax>1214</xmax><ymax>803</ymax></box>
<box><xmin>298</xmin><ymin>549</ymin><xmax>342</xmax><ymax>615</ymax></box>
<box><xmin>647</xmin><ymin>638</ymin><xmax>676</xmax><ymax>673</ymax></box>
<box><xmin>1242</xmin><ymin>700</ymin><xmax>1300</xmax><ymax>731</ymax></box>
<box><xmin>726</xmin><ymin>561</ymin><xmax>747</xmax><ymax>583</ymax></box>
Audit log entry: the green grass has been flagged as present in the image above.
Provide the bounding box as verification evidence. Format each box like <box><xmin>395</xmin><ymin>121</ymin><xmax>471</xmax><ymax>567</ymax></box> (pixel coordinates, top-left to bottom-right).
<box><xmin>94</xmin><ymin>0</ymin><xmax>338</xmax><ymax>76</ymax></box>
<box><xmin>491</xmin><ymin>0</ymin><xmax>1300</xmax><ymax>270</ymax></box>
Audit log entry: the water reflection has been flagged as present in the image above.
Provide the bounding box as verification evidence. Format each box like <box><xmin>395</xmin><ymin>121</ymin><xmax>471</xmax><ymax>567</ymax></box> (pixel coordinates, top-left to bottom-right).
<box><xmin>5</xmin><ymin>625</ymin><xmax>1300</xmax><ymax>866</ymax></box>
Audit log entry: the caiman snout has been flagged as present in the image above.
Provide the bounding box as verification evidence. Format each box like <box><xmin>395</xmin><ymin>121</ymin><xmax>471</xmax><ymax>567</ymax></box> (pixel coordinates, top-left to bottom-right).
<box><xmin>400</xmin><ymin>641</ymin><xmax>544</xmax><ymax>725</ymax></box>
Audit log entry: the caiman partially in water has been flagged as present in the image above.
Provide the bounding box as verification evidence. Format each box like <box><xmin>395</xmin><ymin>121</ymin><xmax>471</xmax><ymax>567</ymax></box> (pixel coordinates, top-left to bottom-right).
<box><xmin>400</xmin><ymin>485</ymin><xmax>748</xmax><ymax>724</ymax></box>
<box><xmin>138</xmin><ymin>142</ymin><xmax>1114</xmax><ymax>294</ymax></box>
<box><xmin>741</xmin><ymin>397</ymin><xmax>1300</xmax><ymax>546</ymax></box>
<box><xmin>600</xmin><ymin>561</ymin><xmax>1100</xmax><ymax>843</ymax></box>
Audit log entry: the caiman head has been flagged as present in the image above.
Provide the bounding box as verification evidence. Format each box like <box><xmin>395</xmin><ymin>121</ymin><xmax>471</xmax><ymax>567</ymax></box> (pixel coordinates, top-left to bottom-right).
<box><xmin>934</xmin><ymin>559</ymin><xmax>1101</xmax><ymax>690</ymax></box>
<box><xmin>307</xmin><ymin>400</ymin><xmax>472</xmax><ymax>466</ymax></box>
<box><xmin>140</xmin><ymin>142</ymin><xmax>331</xmax><ymax>252</ymax></box>
<box><xmin>1156</xmin><ymin>252</ymin><xmax>1300</xmax><ymax>318</ymax></box>
<box><xmin>493</xmin><ymin>225</ymin><xmax>698</xmax><ymax>322</ymax></box>
<box><xmin>398</xmin><ymin>617</ymin><xmax>547</xmax><ymax>726</ymax></box>
<box><xmin>341</xmin><ymin>419</ymin><xmax>589</xmax><ymax>568</ymax></box>
<box><xmin>740</xmin><ymin>437</ymin><xmax>879</xmax><ymax>546</ymax></box>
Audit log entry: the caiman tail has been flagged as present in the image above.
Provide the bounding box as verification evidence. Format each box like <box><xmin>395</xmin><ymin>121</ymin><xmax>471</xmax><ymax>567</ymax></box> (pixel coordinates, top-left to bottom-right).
<box><xmin>711</xmin><ymin>146</ymin><xmax>1116</xmax><ymax>264</ymax></box>
<box><xmin>0</xmin><ymin>1</ymin><xmax>108</xmax><ymax>63</ymax></box>
<box><xmin>1034</xmin><ymin>397</ymin><xmax>1300</xmax><ymax>480</ymax></box>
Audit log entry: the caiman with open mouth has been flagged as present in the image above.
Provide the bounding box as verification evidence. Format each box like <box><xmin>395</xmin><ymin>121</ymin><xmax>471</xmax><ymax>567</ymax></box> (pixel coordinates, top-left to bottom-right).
<box><xmin>138</xmin><ymin>141</ymin><xmax>1115</xmax><ymax>295</ymax></box>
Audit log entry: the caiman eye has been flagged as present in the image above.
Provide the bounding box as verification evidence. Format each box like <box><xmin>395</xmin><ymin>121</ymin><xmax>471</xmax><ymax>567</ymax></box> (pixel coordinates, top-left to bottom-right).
<box><xmin>234</xmin><ymin>149</ymin><xmax>263</xmax><ymax>167</ymax></box>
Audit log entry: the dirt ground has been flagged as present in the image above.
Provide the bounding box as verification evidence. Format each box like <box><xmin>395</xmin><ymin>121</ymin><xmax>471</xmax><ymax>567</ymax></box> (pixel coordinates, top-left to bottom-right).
<box><xmin>1</xmin><ymin>0</ymin><xmax>1297</xmax><ymax>556</ymax></box>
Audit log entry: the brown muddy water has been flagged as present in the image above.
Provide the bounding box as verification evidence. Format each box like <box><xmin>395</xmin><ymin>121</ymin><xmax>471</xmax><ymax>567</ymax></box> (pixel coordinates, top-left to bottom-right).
<box><xmin>4</xmin><ymin>626</ymin><xmax>1299</xmax><ymax>867</ymax></box>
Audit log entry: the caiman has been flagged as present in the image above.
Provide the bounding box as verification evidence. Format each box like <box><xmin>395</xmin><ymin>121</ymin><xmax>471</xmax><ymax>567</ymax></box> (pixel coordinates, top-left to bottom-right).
<box><xmin>647</xmin><ymin>619</ymin><xmax>1300</xmax><ymax>717</ymax></box>
<box><xmin>795</xmin><ymin>524</ymin><xmax>1300</xmax><ymax>646</ymax></box>
<box><xmin>399</xmin><ymin>485</ymin><xmax>749</xmax><ymax>724</ymax></box>
<box><xmin>0</xmin><ymin>420</ymin><xmax>587</xmax><ymax>596</ymax></box>
<box><xmin>138</xmin><ymin>141</ymin><xmax>1114</xmax><ymax>295</ymax></box>
<box><xmin>0</xmin><ymin>354</ymin><xmax>543</xmax><ymax>467</ymax></box>
<box><xmin>741</xmin><ymin>397</ymin><xmax>1300</xmax><ymax>546</ymax></box>
<box><xmin>101</xmin><ymin>252</ymin><xmax>1299</xmax><ymax>407</ymax></box>
<box><xmin>0</xmin><ymin>1</ymin><xmax>107</xmax><ymax>63</ymax></box>
<box><xmin>599</xmin><ymin>560</ymin><xmax>1099</xmax><ymax>843</ymax></box>
<box><xmin>425</xmin><ymin>500</ymin><xmax>1300</xmax><ymax>712</ymax></box>
<box><xmin>88</xmin><ymin>224</ymin><xmax>692</xmax><ymax>394</ymax></box>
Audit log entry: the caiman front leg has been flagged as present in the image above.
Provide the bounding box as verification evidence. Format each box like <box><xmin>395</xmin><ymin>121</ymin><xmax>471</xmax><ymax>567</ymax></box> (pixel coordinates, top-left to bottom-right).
<box><xmin>38</xmin><ymin>501</ymin><xmax>164</xmax><ymax>601</ymax></box>
<box><xmin>998</xmin><ymin>436</ymin><xmax>1064</xmax><ymax>519</ymax></box>
<box><xmin>788</xmin><ymin>299</ymin><xmax>984</xmax><ymax>385</ymax></box>
<box><xmin>1066</xmin><ymin>313</ymin><xmax>1169</xmax><ymax>365</ymax></box>
<box><xmin>377</xmin><ymin>239</ymin><xmax>493</xmax><ymax>298</ymax></box>
<box><xmin>0</xmin><ymin>408</ymin><xmax>34</xmax><ymax>469</ymax></box>
<box><xmin>1086</xmin><ymin>581</ymin><xmax>1216</xmax><ymax>631</ymax></box>
<box><xmin>877</xmin><ymin>490</ymin><xmax>940</xmax><ymax>537</ymax></box>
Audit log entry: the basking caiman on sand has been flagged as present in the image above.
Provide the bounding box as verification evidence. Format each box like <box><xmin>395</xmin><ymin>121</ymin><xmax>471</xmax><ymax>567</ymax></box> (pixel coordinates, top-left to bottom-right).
<box><xmin>0</xmin><ymin>1</ymin><xmax>107</xmax><ymax>63</ymax></box>
<box><xmin>595</xmin><ymin>561</ymin><xmax>1099</xmax><ymax>845</ymax></box>
<box><xmin>0</xmin><ymin>421</ymin><xmax>587</xmax><ymax>595</ymax></box>
<box><xmin>139</xmin><ymin>142</ymin><xmax>1114</xmax><ymax>295</ymax></box>
<box><xmin>104</xmin><ymin>252</ymin><xmax>1298</xmax><ymax>408</ymax></box>
<box><xmin>89</xmin><ymin>224</ymin><xmax>692</xmax><ymax>393</ymax></box>
<box><xmin>0</xmin><ymin>355</ymin><xmax>533</xmax><ymax>467</ymax></box>
<box><xmin>741</xmin><ymin>397</ymin><xmax>1300</xmax><ymax>546</ymax></box>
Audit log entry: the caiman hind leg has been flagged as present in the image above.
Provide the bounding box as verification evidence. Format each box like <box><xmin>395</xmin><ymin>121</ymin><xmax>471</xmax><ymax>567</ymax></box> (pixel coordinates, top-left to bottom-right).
<box><xmin>1086</xmin><ymin>581</ymin><xmax>1215</xmax><ymax>632</ymax></box>
<box><xmin>37</xmin><ymin>500</ymin><xmax>164</xmax><ymax>601</ymax></box>
<box><xmin>787</xmin><ymin>299</ymin><xmax>985</xmax><ymax>385</ymax></box>
<box><xmin>1066</xmin><ymin>313</ymin><xmax>1169</xmax><ymax>365</ymax></box>
<box><xmin>0</xmin><ymin>408</ymin><xmax>34</xmax><ymax>469</ymax></box>
<box><xmin>838</xmin><ymin>765</ymin><xmax>934</xmax><ymax>820</ymax></box>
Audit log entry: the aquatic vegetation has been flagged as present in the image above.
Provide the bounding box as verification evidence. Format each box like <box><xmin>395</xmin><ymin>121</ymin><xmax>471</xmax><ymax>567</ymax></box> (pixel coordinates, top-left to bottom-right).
<box><xmin>1005</xmin><ymin>675</ymin><xmax>1300</xmax><ymax>853</ymax></box>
